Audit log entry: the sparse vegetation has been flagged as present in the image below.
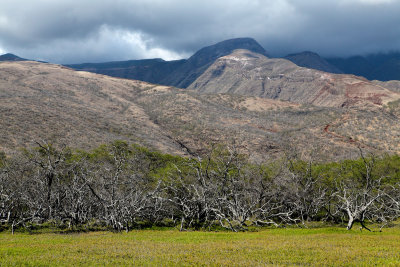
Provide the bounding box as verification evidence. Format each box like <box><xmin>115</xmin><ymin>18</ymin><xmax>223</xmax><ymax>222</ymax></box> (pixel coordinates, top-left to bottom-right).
<box><xmin>1</xmin><ymin>141</ymin><xmax>400</xmax><ymax>234</ymax></box>
<box><xmin>2</xmin><ymin>47</ymin><xmax>400</xmax><ymax>266</ymax></box>
<box><xmin>3</xmin><ymin>61</ymin><xmax>400</xmax><ymax>162</ymax></box>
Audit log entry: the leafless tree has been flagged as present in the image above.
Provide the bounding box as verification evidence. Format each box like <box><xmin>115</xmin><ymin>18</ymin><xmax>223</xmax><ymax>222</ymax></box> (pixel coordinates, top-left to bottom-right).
<box><xmin>81</xmin><ymin>141</ymin><xmax>161</xmax><ymax>232</ymax></box>
<box><xmin>1</xmin><ymin>141</ymin><xmax>399</xmax><ymax>233</ymax></box>
<box><xmin>332</xmin><ymin>150</ymin><xmax>386</xmax><ymax>231</ymax></box>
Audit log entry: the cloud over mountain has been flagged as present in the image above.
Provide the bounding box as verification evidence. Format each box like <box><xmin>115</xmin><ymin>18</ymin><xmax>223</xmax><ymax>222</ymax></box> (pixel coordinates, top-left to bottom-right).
<box><xmin>1</xmin><ymin>0</ymin><xmax>400</xmax><ymax>63</ymax></box>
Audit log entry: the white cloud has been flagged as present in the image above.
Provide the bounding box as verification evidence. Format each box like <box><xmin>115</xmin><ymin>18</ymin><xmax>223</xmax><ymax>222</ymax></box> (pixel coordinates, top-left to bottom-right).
<box><xmin>115</xmin><ymin>27</ymin><xmax>187</xmax><ymax>61</ymax></box>
<box><xmin>14</xmin><ymin>25</ymin><xmax>188</xmax><ymax>63</ymax></box>
<box><xmin>1</xmin><ymin>0</ymin><xmax>400</xmax><ymax>61</ymax></box>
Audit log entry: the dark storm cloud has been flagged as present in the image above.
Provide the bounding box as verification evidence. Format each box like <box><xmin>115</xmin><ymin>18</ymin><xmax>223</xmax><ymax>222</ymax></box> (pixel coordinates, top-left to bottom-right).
<box><xmin>0</xmin><ymin>0</ymin><xmax>400</xmax><ymax>63</ymax></box>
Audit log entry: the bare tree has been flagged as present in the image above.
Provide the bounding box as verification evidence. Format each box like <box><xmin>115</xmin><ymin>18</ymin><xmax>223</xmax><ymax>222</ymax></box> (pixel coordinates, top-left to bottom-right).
<box><xmin>333</xmin><ymin>151</ymin><xmax>386</xmax><ymax>231</ymax></box>
<box><xmin>81</xmin><ymin>141</ymin><xmax>161</xmax><ymax>232</ymax></box>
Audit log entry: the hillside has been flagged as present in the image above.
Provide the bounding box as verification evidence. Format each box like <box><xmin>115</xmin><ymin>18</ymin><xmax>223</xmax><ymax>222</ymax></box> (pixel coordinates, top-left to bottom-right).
<box><xmin>188</xmin><ymin>49</ymin><xmax>400</xmax><ymax>108</ymax></box>
<box><xmin>284</xmin><ymin>51</ymin><xmax>342</xmax><ymax>74</ymax></box>
<box><xmin>2</xmin><ymin>61</ymin><xmax>400</xmax><ymax>162</ymax></box>
<box><xmin>0</xmin><ymin>61</ymin><xmax>187</xmax><ymax>156</ymax></box>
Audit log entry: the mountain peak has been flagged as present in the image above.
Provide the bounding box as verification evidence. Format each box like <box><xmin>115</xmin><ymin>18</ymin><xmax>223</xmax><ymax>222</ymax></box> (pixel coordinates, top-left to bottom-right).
<box><xmin>160</xmin><ymin>37</ymin><xmax>268</xmax><ymax>88</ymax></box>
<box><xmin>0</xmin><ymin>53</ymin><xmax>26</xmax><ymax>61</ymax></box>
<box><xmin>188</xmin><ymin>38</ymin><xmax>268</xmax><ymax>64</ymax></box>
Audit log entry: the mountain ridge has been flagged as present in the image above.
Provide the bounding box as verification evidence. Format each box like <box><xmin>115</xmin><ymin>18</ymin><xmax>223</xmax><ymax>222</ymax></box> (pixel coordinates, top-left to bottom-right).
<box><xmin>67</xmin><ymin>38</ymin><xmax>269</xmax><ymax>87</ymax></box>
<box><xmin>284</xmin><ymin>51</ymin><xmax>343</xmax><ymax>74</ymax></box>
<box><xmin>327</xmin><ymin>52</ymin><xmax>400</xmax><ymax>81</ymax></box>
<box><xmin>5</xmin><ymin>37</ymin><xmax>400</xmax><ymax>83</ymax></box>
<box><xmin>160</xmin><ymin>37</ymin><xmax>268</xmax><ymax>88</ymax></box>
<box><xmin>188</xmin><ymin>49</ymin><xmax>400</xmax><ymax>107</ymax></box>
<box><xmin>3</xmin><ymin>60</ymin><xmax>400</xmax><ymax>162</ymax></box>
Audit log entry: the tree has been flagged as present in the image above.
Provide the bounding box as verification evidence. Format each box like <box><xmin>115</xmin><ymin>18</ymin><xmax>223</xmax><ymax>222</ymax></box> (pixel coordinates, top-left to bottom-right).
<box><xmin>333</xmin><ymin>151</ymin><xmax>386</xmax><ymax>231</ymax></box>
<box><xmin>82</xmin><ymin>141</ymin><xmax>161</xmax><ymax>232</ymax></box>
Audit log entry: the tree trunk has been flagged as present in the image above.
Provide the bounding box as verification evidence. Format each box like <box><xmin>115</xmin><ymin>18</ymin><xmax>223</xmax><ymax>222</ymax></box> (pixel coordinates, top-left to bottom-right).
<box><xmin>180</xmin><ymin>216</ymin><xmax>185</xmax><ymax>231</ymax></box>
<box><xmin>347</xmin><ymin>217</ymin><xmax>354</xmax><ymax>230</ymax></box>
<box><xmin>360</xmin><ymin>220</ymin><xmax>372</xmax><ymax>232</ymax></box>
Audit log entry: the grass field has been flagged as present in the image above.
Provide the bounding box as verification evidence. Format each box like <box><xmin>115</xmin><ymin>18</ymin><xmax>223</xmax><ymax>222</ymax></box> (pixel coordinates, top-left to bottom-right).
<box><xmin>1</xmin><ymin>227</ymin><xmax>400</xmax><ymax>266</ymax></box>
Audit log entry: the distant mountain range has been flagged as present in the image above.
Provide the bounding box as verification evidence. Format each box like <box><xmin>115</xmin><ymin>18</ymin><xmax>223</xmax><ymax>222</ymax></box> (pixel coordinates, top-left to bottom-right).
<box><xmin>66</xmin><ymin>38</ymin><xmax>268</xmax><ymax>88</ymax></box>
<box><xmin>2</xmin><ymin>38</ymin><xmax>400</xmax><ymax>82</ymax></box>
<box><xmin>326</xmin><ymin>53</ymin><xmax>400</xmax><ymax>81</ymax></box>
<box><xmin>65</xmin><ymin>38</ymin><xmax>400</xmax><ymax>83</ymax></box>
<box><xmin>0</xmin><ymin>53</ymin><xmax>26</xmax><ymax>61</ymax></box>
<box><xmin>284</xmin><ymin>51</ymin><xmax>343</xmax><ymax>74</ymax></box>
<box><xmin>65</xmin><ymin>58</ymin><xmax>186</xmax><ymax>85</ymax></box>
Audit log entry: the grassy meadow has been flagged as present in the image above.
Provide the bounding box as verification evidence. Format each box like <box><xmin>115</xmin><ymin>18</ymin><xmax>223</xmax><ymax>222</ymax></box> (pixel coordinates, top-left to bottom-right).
<box><xmin>1</xmin><ymin>226</ymin><xmax>400</xmax><ymax>266</ymax></box>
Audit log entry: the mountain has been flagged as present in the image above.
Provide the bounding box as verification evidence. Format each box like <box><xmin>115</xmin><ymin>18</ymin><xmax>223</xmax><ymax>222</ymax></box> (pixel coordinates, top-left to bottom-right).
<box><xmin>161</xmin><ymin>37</ymin><xmax>268</xmax><ymax>88</ymax></box>
<box><xmin>2</xmin><ymin>60</ymin><xmax>400</xmax><ymax>162</ymax></box>
<box><xmin>0</xmin><ymin>53</ymin><xmax>27</xmax><ymax>61</ymax></box>
<box><xmin>188</xmin><ymin>49</ymin><xmax>400</xmax><ymax>107</ymax></box>
<box><xmin>373</xmin><ymin>57</ymin><xmax>400</xmax><ymax>81</ymax></box>
<box><xmin>326</xmin><ymin>52</ymin><xmax>400</xmax><ymax>81</ymax></box>
<box><xmin>326</xmin><ymin>56</ymin><xmax>374</xmax><ymax>79</ymax></box>
<box><xmin>284</xmin><ymin>51</ymin><xmax>342</xmax><ymax>74</ymax></box>
<box><xmin>67</xmin><ymin>38</ymin><xmax>268</xmax><ymax>88</ymax></box>
<box><xmin>66</xmin><ymin>58</ymin><xmax>186</xmax><ymax>85</ymax></box>
<box><xmin>0</xmin><ymin>60</ymin><xmax>186</xmax><ymax>157</ymax></box>
<box><xmin>66</xmin><ymin>37</ymin><xmax>400</xmax><ymax>90</ymax></box>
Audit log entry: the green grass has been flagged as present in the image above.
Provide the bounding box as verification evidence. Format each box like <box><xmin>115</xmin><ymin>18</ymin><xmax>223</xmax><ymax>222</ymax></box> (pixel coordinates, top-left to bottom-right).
<box><xmin>1</xmin><ymin>227</ymin><xmax>400</xmax><ymax>266</ymax></box>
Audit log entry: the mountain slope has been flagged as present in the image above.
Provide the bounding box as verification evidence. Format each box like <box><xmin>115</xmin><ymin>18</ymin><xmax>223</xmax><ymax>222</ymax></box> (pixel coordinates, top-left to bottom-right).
<box><xmin>161</xmin><ymin>37</ymin><xmax>268</xmax><ymax>88</ymax></box>
<box><xmin>2</xmin><ymin>61</ymin><xmax>400</xmax><ymax>162</ymax></box>
<box><xmin>188</xmin><ymin>49</ymin><xmax>400</xmax><ymax>107</ymax></box>
<box><xmin>0</xmin><ymin>61</ymin><xmax>187</xmax><ymax>156</ymax></box>
<box><xmin>0</xmin><ymin>53</ymin><xmax>27</xmax><ymax>61</ymax></box>
<box><xmin>327</xmin><ymin>52</ymin><xmax>400</xmax><ymax>81</ymax></box>
<box><xmin>284</xmin><ymin>51</ymin><xmax>342</xmax><ymax>74</ymax></box>
<box><xmin>66</xmin><ymin>58</ymin><xmax>186</xmax><ymax>85</ymax></box>
<box><xmin>373</xmin><ymin>58</ymin><xmax>400</xmax><ymax>81</ymax></box>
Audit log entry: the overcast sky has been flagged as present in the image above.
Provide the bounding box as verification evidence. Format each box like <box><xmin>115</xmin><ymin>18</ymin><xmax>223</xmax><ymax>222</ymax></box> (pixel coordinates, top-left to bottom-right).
<box><xmin>0</xmin><ymin>0</ymin><xmax>400</xmax><ymax>63</ymax></box>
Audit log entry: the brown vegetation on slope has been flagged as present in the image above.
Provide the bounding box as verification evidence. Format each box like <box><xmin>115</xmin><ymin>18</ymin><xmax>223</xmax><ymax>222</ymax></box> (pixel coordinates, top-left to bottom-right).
<box><xmin>0</xmin><ymin>61</ymin><xmax>186</xmax><ymax>156</ymax></box>
<box><xmin>2</xmin><ymin>61</ymin><xmax>400</xmax><ymax>161</ymax></box>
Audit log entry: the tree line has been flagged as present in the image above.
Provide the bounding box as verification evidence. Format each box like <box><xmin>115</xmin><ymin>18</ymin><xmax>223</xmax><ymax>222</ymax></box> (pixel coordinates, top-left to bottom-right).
<box><xmin>1</xmin><ymin>141</ymin><xmax>400</xmax><ymax>233</ymax></box>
